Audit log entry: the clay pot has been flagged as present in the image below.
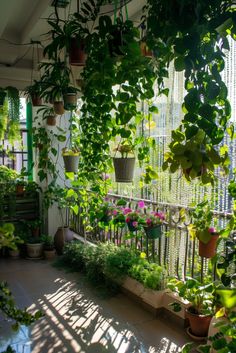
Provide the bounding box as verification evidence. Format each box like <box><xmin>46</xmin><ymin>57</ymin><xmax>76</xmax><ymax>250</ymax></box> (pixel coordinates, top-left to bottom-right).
<box><xmin>44</xmin><ymin>249</ymin><xmax>56</xmax><ymax>260</ymax></box>
<box><xmin>53</xmin><ymin>101</ymin><xmax>65</xmax><ymax>115</ymax></box>
<box><xmin>26</xmin><ymin>243</ymin><xmax>43</xmax><ymax>259</ymax></box>
<box><xmin>63</xmin><ymin>93</ymin><xmax>77</xmax><ymax>111</ymax></box>
<box><xmin>113</xmin><ymin>157</ymin><xmax>135</xmax><ymax>183</ymax></box>
<box><xmin>69</xmin><ymin>38</ymin><xmax>87</xmax><ymax>66</ymax></box>
<box><xmin>54</xmin><ymin>227</ymin><xmax>74</xmax><ymax>255</ymax></box>
<box><xmin>31</xmin><ymin>228</ymin><xmax>40</xmax><ymax>238</ymax></box>
<box><xmin>185</xmin><ymin>307</ymin><xmax>212</xmax><ymax>337</ymax></box>
<box><xmin>31</xmin><ymin>95</ymin><xmax>43</xmax><ymax>106</ymax></box>
<box><xmin>46</xmin><ymin>115</ymin><xmax>57</xmax><ymax>126</ymax></box>
<box><xmin>199</xmin><ymin>234</ymin><xmax>219</xmax><ymax>258</ymax></box>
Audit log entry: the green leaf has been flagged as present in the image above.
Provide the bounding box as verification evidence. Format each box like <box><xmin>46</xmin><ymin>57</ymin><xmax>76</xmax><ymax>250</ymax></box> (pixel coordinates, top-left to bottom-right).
<box><xmin>174</xmin><ymin>56</ymin><xmax>185</xmax><ymax>72</ymax></box>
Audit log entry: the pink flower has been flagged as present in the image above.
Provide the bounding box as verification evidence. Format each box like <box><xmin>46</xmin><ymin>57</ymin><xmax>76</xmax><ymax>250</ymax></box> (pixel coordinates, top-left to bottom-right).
<box><xmin>102</xmin><ymin>173</ymin><xmax>110</xmax><ymax>180</ymax></box>
<box><xmin>126</xmin><ymin>217</ymin><xmax>131</xmax><ymax>223</ymax></box>
<box><xmin>208</xmin><ymin>227</ymin><xmax>216</xmax><ymax>234</ymax></box>
<box><xmin>113</xmin><ymin>210</ymin><xmax>118</xmax><ymax>215</ymax></box>
<box><xmin>146</xmin><ymin>218</ymin><xmax>152</xmax><ymax>225</ymax></box>
<box><xmin>155</xmin><ymin>212</ymin><xmax>165</xmax><ymax>220</ymax></box>
<box><xmin>132</xmin><ymin>221</ymin><xmax>138</xmax><ymax>228</ymax></box>
<box><xmin>138</xmin><ymin>201</ymin><xmax>145</xmax><ymax>209</ymax></box>
<box><xmin>124</xmin><ymin>207</ymin><xmax>132</xmax><ymax>215</ymax></box>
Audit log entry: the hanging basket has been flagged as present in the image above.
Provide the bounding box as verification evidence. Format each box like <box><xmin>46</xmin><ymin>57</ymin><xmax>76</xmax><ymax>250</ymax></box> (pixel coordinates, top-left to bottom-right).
<box><xmin>63</xmin><ymin>154</ymin><xmax>79</xmax><ymax>173</ymax></box>
<box><xmin>46</xmin><ymin>115</ymin><xmax>57</xmax><ymax>126</ymax></box>
<box><xmin>113</xmin><ymin>157</ymin><xmax>135</xmax><ymax>182</ymax></box>
<box><xmin>63</xmin><ymin>93</ymin><xmax>77</xmax><ymax>111</ymax></box>
<box><xmin>199</xmin><ymin>234</ymin><xmax>219</xmax><ymax>258</ymax></box>
<box><xmin>53</xmin><ymin>101</ymin><xmax>65</xmax><ymax>115</ymax></box>
<box><xmin>127</xmin><ymin>221</ymin><xmax>138</xmax><ymax>232</ymax></box>
<box><xmin>31</xmin><ymin>95</ymin><xmax>43</xmax><ymax>106</ymax></box>
<box><xmin>69</xmin><ymin>38</ymin><xmax>87</xmax><ymax>66</ymax></box>
<box><xmin>144</xmin><ymin>225</ymin><xmax>162</xmax><ymax>239</ymax></box>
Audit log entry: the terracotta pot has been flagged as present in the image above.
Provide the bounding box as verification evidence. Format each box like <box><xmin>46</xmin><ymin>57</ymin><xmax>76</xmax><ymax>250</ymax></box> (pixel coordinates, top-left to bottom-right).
<box><xmin>46</xmin><ymin>115</ymin><xmax>57</xmax><ymax>126</ymax></box>
<box><xmin>69</xmin><ymin>38</ymin><xmax>87</xmax><ymax>66</ymax></box>
<box><xmin>26</xmin><ymin>243</ymin><xmax>43</xmax><ymax>258</ymax></box>
<box><xmin>63</xmin><ymin>155</ymin><xmax>79</xmax><ymax>173</ymax></box>
<box><xmin>199</xmin><ymin>234</ymin><xmax>219</xmax><ymax>258</ymax></box>
<box><xmin>144</xmin><ymin>225</ymin><xmax>162</xmax><ymax>239</ymax></box>
<box><xmin>16</xmin><ymin>185</ymin><xmax>25</xmax><ymax>195</ymax></box>
<box><xmin>54</xmin><ymin>227</ymin><xmax>74</xmax><ymax>255</ymax></box>
<box><xmin>44</xmin><ymin>249</ymin><xmax>56</xmax><ymax>260</ymax></box>
<box><xmin>140</xmin><ymin>41</ymin><xmax>153</xmax><ymax>58</ymax></box>
<box><xmin>113</xmin><ymin>157</ymin><xmax>135</xmax><ymax>183</ymax></box>
<box><xmin>185</xmin><ymin>308</ymin><xmax>212</xmax><ymax>337</ymax></box>
<box><xmin>31</xmin><ymin>95</ymin><xmax>43</xmax><ymax>106</ymax></box>
<box><xmin>31</xmin><ymin>228</ymin><xmax>40</xmax><ymax>238</ymax></box>
<box><xmin>53</xmin><ymin>101</ymin><xmax>65</xmax><ymax>115</ymax></box>
<box><xmin>63</xmin><ymin>93</ymin><xmax>77</xmax><ymax>111</ymax></box>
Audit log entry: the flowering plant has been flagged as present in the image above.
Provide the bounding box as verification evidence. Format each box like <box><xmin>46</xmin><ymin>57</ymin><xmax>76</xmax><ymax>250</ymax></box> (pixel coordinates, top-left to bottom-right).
<box><xmin>97</xmin><ymin>200</ymin><xmax>115</xmax><ymax>223</ymax></box>
<box><xmin>188</xmin><ymin>200</ymin><xmax>219</xmax><ymax>244</ymax></box>
<box><xmin>143</xmin><ymin>211</ymin><xmax>165</xmax><ymax>228</ymax></box>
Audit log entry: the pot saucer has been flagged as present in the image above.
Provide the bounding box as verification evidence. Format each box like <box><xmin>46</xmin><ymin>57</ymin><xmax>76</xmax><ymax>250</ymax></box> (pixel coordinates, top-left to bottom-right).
<box><xmin>186</xmin><ymin>327</ymin><xmax>207</xmax><ymax>341</ymax></box>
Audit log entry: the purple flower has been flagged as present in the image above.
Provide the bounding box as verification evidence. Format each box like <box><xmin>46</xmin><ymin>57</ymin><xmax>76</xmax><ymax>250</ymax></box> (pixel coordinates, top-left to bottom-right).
<box><xmin>208</xmin><ymin>227</ymin><xmax>216</xmax><ymax>234</ymax></box>
<box><xmin>138</xmin><ymin>201</ymin><xmax>145</xmax><ymax>209</ymax></box>
<box><xmin>124</xmin><ymin>207</ymin><xmax>132</xmax><ymax>215</ymax></box>
<box><xmin>113</xmin><ymin>210</ymin><xmax>118</xmax><ymax>215</ymax></box>
<box><xmin>102</xmin><ymin>173</ymin><xmax>110</xmax><ymax>180</ymax></box>
<box><xmin>132</xmin><ymin>221</ymin><xmax>138</xmax><ymax>228</ymax></box>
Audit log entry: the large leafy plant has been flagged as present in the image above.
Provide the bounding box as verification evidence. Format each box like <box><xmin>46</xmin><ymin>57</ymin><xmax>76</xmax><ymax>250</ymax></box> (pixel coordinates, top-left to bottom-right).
<box><xmin>145</xmin><ymin>0</ymin><xmax>236</xmax><ymax>184</ymax></box>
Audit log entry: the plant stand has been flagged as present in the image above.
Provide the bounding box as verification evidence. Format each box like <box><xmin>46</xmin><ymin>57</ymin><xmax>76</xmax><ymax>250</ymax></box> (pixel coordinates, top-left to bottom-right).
<box><xmin>113</xmin><ymin>157</ymin><xmax>135</xmax><ymax>182</ymax></box>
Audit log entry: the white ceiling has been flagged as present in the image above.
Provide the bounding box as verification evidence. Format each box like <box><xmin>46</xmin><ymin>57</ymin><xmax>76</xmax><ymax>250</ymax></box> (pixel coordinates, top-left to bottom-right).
<box><xmin>0</xmin><ymin>0</ymin><xmax>145</xmax><ymax>90</ymax></box>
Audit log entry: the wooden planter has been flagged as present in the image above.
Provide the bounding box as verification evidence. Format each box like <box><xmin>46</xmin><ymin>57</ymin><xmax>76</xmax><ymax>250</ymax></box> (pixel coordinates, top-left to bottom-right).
<box><xmin>46</xmin><ymin>115</ymin><xmax>57</xmax><ymax>126</ymax></box>
<box><xmin>185</xmin><ymin>307</ymin><xmax>212</xmax><ymax>337</ymax></box>
<box><xmin>53</xmin><ymin>101</ymin><xmax>65</xmax><ymax>115</ymax></box>
<box><xmin>69</xmin><ymin>38</ymin><xmax>87</xmax><ymax>66</ymax></box>
<box><xmin>144</xmin><ymin>225</ymin><xmax>162</xmax><ymax>239</ymax></box>
<box><xmin>63</xmin><ymin>155</ymin><xmax>79</xmax><ymax>173</ymax></box>
<box><xmin>113</xmin><ymin>157</ymin><xmax>135</xmax><ymax>182</ymax></box>
<box><xmin>63</xmin><ymin>93</ymin><xmax>77</xmax><ymax>111</ymax></box>
<box><xmin>54</xmin><ymin>227</ymin><xmax>74</xmax><ymax>255</ymax></box>
<box><xmin>199</xmin><ymin>234</ymin><xmax>219</xmax><ymax>258</ymax></box>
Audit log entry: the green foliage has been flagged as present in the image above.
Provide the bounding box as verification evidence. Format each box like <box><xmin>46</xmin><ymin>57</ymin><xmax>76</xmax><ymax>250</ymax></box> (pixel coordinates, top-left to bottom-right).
<box><xmin>61</xmin><ymin>241</ymin><xmax>164</xmax><ymax>291</ymax></box>
<box><xmin>168</xmin><ymin>277</ymin><xmax>215</xmax><ymax>315</ymax></box>
<box><xmin>146</xmin><ymin>0</ymin><xmax>236</xmax><ymax>183</ymax></box>
<box><xmin>0</xmin><ymin>281</ymin><xmax>43</xmax><ymax>332</ymax></box>
<box><xmin>0</xmin><ymin>223</ymin><xmax>23</xmax><ymax>250</ymax></box>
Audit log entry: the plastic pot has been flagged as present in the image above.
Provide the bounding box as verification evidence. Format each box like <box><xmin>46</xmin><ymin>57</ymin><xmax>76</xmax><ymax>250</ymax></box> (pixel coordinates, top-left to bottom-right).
<box><xmin>46</xmin><ymin>115</ymin><xmax>57</xmax><ymax>126</ymax></box>
<box><xmin>113</xmin><ymin>157</ymin><xmax>135</xmax><ymax>183</ymax></box>
<box><xmin>53</xmin><ymin>101</ymin><xmax>65</xmax><ymax>115</ymax></box>
<box><xmin>63</xmin><ymin>155</ymin><xmax>79</xmax><ymax>173</ymax></box>
<box><xmin>199</xmin><ymin>234</ymin><xmax>219</xmax><ymax>258</ymax></box>
<box><xmin>144</xmin><ymin>225</ymin><xmax>162</xmax><ymax>239</ymax></box>
<box><xmin>69</xmin><ymin>38</ymin><xmax>87</xmax><ymax>66</ymax></box>
<box><xmin>31</xmin><ymin>95</ymin><xmax>42</xmax><ymax>106</ymax></box>
<box><xmin>63</xmin><ymin>93</ymin><xmax>77</xmax><ymax>111</ymax></box>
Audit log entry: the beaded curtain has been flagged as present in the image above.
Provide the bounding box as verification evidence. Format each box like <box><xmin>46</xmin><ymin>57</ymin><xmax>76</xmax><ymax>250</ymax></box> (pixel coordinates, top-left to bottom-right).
<box><xmin>115</xmin><ymin>38</ymin><xmax>236</xmax><ymax>213</ymax></box>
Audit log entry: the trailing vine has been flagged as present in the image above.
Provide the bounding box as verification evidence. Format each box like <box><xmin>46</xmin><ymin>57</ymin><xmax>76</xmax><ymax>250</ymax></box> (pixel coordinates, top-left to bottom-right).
<box><xmin>145</xmin><ymin>0</ymin><xmax>236</xmax><ymax>184</ymax></box>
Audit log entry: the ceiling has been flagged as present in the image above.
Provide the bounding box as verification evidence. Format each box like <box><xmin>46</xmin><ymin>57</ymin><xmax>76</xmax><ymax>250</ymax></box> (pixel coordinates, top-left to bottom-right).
<box><xmin>0</xmin><ymin>0</ymin><xmax>145</xmax><ymax>90</ymax></box>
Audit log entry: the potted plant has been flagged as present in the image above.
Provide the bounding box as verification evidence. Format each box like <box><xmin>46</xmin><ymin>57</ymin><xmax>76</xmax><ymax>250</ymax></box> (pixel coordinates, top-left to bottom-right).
<box><xmin>113</xmin><ymin>143</ymin><xmax>135</xmax><ymax>182</ymax></box>
<box><xmin>0</xmin><ymin>223</ymin><xmax>23</xmax><ymax>258</ymax></box>
<box><xmin>188</xmin><ymin>200</ymin><xmax>219</xmax><ymax>258</ymax></box>
<box><xmin>168</xmin><ymin>277</ymin><xmax>215</xmax><ymax>338</ymax></box>
<box><xmin>97</xmin><ymin>200</ymin><xmax>114</xmax><ymax>224</ymax></box>
<box><xmin>15</xmin><ymin>178</ymin><xmax>27</xmax><ymax>196</ymax></box>
<box><xmin>36</xmin><ymin>106</ymin><xmax>57</xmax><ymax>126</ymax></box>
<box><xmin>143</xmin><ymin>210</ymin><xmax>165</xmax><ymax>239</ymax></box>
<box><xmin>62</xmin><ymin>147</ymin><xmax>80</xmax><ymax>173</ymax></box>
<box><xmin>26</xmin><ymin>219</ymin><xmax>42</xmax><ymax>238</ymax></box>
<box><xmin>41</xmin><ymin>234</ymin><xmax>56</xmax><ymax>260</ymax></box>
<box><xmin>63</xmin><ymin>86</ymin><xmax>78</xmax><ymax>111</ymax></box>
<box><xmin>26</xmin><ymin>236</ymin><xmax>43</xmax><ymax>259</ymax></box>
<box><xmin>123</xmin><ymin>206</ymin><xmax>146</xmax><ymax>232</ymax></box>
<box><xmin>25</xmin><ymin>80</ymin><xmax>43</xmax><ymax>106</ymax></box>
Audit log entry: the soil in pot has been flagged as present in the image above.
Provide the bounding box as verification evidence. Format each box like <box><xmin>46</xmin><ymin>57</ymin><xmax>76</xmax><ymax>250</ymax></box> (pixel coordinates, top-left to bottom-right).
<box><xmin>53</xmin><ymin>101</ymin><xmax>65</xmax><ymax>115</ymax></box>
<box><xmin>199</xmin><ymin>234</ymin><xmax>219</xmax><ymax>258</ymax></box>
<box><xmin>185</xmin><ymin>307</ymin><xmax>212</xmax><ymax>337</ymax></box>
<box><xmin>46</xmin><ymin>115</ymin><xmax>57</xmax><ymax>126</ymax></box>
<box><xmin>63</xmin><ymin>155</ymin><xmax>79</xmax><ymax>173</ymax></box>
<box><xmin>113</xmin><ymin>157</ymin><xmax>135</xmax><ymax>183</ymax></box>
<box><xmin>54</xmin><ymin>227</ymin><xmax>73</xmax><ymax>255</ymax></box>
<box><xmin>69</xmin><ymin>38</ymin><xmax>87</xmax><ymax>66</ymax></box>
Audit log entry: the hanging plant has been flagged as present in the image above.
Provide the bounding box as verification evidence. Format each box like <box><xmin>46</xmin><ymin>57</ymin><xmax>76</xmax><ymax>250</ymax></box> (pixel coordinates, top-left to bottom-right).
<box><xmin>0</xmin><ymin>88</ymin><xmax>6</xmax><ymax>106</ymax></box>
<box><xmin>145</xmin><ymin>0</ymin><xmax>236</xmax><ymax>183</ymax></box>
<box><xmin>6</xmin><ymin>86</ymin><xmax>21</xmax><ymax>144</ymax></box>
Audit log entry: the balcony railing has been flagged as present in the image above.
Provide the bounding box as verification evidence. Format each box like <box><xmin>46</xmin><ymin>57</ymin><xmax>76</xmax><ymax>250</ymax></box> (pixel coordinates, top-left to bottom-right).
<box><xmin>69</xmin><ymin>193</ymin><xmax>233</xmax><ymax>282</ymax></box>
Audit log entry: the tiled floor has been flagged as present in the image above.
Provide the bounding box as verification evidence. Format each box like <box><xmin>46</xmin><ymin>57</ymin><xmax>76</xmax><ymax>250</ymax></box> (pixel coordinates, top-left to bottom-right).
<box><xmin>0</xmin><ymin>259</ymin><xmax>192</xmax><ymax>353</ymax></box>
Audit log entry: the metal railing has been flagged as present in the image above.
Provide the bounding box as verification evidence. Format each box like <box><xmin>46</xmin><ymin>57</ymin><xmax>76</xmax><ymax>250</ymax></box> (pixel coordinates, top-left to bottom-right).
<box><xmin>70</xmin><ymin>193</ymin><xmax>233</xmax><ymax>281</ymax></box>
